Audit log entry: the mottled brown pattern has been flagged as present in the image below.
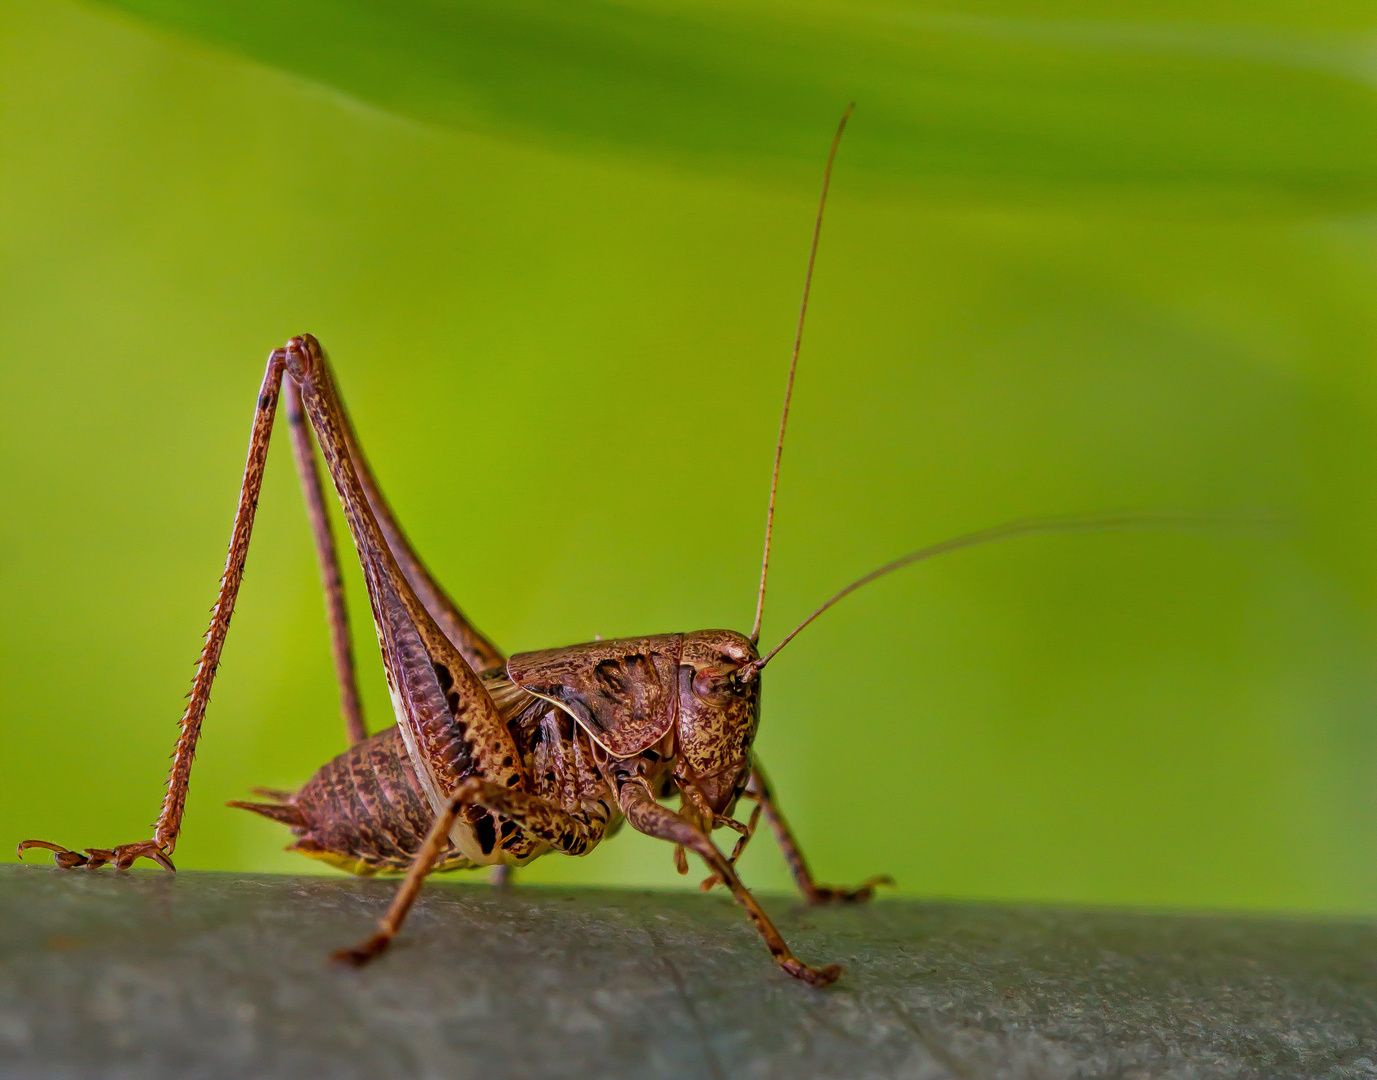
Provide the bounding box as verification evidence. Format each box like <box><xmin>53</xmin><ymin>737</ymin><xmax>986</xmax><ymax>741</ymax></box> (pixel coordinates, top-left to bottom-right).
<box><xmin>23</xmin><ymin>338</ymin><xmax>876</xmax><ymax>984</ymax></box>
<box><xmin>232</xmin><ymin>670</ymin><xmax>617</xmax><ymax>875</ymax></box>
<box><xmin>22</xmin><ymin>112</ymin><xmax>898</xmax><ymax>986</ymax></box>
<box><xmin>675</xmin><ymin>631</ymin><xmax>761</xmax><ymax>815</ymax></box>
<box><xmin>285</xmin><ymin>338</ymin><xmax>527</xmax><ymax>814</ymax></box>
<box><xmin>508</xmin><ymin>636</ymin><xmax>682</xmax><ymax>757</ymax></box>
<box><xmin>232</xmin><ymin>727</ymin><xmax>471</xmax><ymax>875</ymax></box>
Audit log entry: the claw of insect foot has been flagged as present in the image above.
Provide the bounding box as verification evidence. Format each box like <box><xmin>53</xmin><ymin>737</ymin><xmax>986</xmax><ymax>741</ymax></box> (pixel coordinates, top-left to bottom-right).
<box><xmin>17</xmin><ymin>840</ymin><xmax>89</xmax><ymax>868</ymax></box>
<box><xmin>786</xmin><ymin>961</ymin><xmax>842</xmax><ymax>988</ymax></box>
<box><xmin>811</xmin><ymin>874</ymin><xmax>895</xmax><ymax>904</ymax></box>
<box><xmin>332</xmin><ymin>934</ymin><xmax>391</xmax><ymax>967</ymax></box>
<box><xmin>18</xmin><ymin>839</ymin><xmax>65</xmax><ymax>858</ymax></box>
<box><xmin>811</xmin><ymin>964</ymin><xmax>844</xmax><ymax>987</ymax></box>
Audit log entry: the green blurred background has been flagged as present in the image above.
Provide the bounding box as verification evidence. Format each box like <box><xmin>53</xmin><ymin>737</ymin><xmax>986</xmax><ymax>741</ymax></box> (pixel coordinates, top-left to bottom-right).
<box><xmin>4</xmin><ymin>0</ymin><xmax>1377</xmax><ymax>912</ymax></box>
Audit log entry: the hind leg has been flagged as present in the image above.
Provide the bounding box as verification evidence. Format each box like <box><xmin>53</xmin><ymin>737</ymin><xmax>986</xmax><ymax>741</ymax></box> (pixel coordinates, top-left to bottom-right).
<box><xmin>317</xmin><ymin>357</ymin><xmax>504</xmax><ymax>675</ymax></box>
<box><xmin>283</xmin><ymin>357</ymin><xmax>508</xmax><ymax>751</ymax></box>
<box><xmin>19</xmin><ymin>336</ymin><xmax>516</xmax><ymax>874</ymax></box>
<box><xmin>18</xmin><ymin>350</ymin><xmax>291</xmax><ymax>871</ymax></box>
<box><xmin>281</xmin><ymin>336</ymin><xmax>527</xmax><ymax>809</ymax></box>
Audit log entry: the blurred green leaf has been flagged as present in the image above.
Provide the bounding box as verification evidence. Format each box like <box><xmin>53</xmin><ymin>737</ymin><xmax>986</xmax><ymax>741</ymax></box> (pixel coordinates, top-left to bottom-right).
<box><xmin>101</xmin><ymin>0</ymin><xmax>1377</xmax><ymax>207</ymax></box>
<box><xmin>6</xmin><ymin>0</ymin><xmax>1377</xmax><ymax>913</ymax></box>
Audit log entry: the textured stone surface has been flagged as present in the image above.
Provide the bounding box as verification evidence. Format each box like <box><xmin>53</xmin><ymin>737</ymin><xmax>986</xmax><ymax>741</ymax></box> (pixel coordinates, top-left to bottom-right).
<box><xmin>1</xmin><ymin>865</ymin><xmax>1375</xmax><ymax>1079</ymax></box>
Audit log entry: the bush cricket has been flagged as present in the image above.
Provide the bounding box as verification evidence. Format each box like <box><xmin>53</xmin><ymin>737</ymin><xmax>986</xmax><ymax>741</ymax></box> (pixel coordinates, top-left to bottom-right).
<box><xmin>18</xmin><ymin>107</ymin><xmax>1227</xmax><ymax>987</ymax></box>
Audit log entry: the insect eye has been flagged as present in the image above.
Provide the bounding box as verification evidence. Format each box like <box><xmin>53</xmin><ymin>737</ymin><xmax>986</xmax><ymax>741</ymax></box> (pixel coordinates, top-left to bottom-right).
<box><xmin>692</xmin><ymin>669</ymin><xmax>733</xmax><ymax>703</ymax></box>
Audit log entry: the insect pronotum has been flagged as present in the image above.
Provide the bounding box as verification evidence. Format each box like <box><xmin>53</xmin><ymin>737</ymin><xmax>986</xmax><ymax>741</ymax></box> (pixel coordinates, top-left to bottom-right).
<box><xmin>18</xmin><ymin>107</ymin><xmax>1222</xmax><ymax>986</ymax></box>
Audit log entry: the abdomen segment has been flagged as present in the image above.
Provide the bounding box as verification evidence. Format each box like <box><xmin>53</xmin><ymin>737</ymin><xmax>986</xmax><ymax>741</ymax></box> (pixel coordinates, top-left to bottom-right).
<box><xmin>230</xmin><ymin>726</ymin><xmax>472</xmax><ymax>875</ymax></box>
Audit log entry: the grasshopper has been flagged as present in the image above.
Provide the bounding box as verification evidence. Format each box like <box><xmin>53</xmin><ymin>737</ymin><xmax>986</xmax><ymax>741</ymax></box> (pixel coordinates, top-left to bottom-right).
<box><xmin>17</xmin><ymin>109</ymin><xmax>1213</xmax><ymax>986</ymax></box>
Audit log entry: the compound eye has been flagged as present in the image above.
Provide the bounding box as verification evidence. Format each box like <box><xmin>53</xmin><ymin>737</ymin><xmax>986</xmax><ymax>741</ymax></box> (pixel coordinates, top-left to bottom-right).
<box><xmin>692</xmin><ymin>668</ymin><xmax>733</xmax><ymax>703</ymax></box>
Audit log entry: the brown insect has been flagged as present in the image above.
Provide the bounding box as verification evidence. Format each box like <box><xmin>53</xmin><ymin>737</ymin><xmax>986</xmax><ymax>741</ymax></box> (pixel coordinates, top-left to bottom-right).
<box><xmin>17</xmin><ymin>108</ymin><xmax>1211</xmax><ymax>986</ymax></box>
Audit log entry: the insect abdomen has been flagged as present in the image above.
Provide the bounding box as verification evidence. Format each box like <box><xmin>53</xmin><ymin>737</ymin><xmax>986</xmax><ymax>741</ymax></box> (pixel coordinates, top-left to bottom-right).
<box><xmin>230</xmin><ymin>725</ymin><xmax>472</xmax><ymax>875</ymax></box>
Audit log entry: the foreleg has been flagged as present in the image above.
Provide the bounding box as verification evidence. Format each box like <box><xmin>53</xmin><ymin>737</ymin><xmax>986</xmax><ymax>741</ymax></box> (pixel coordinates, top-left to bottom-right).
<box><xmin>695</xmin><ymin>797</ymin><xmax>761</xmax><ymax>891</ymax></box>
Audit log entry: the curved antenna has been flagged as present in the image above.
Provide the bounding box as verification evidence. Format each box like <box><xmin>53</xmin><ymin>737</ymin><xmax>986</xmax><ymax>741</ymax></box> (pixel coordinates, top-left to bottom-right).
<box><xmin>750</xmin><ymin>103</ymin><xmax>855</xmax><ymax>645</ymax></box>
<box><xmin>740</xmin><ymin>511</ymin><xmax>1268</xmax><ymax>681</ymax></box>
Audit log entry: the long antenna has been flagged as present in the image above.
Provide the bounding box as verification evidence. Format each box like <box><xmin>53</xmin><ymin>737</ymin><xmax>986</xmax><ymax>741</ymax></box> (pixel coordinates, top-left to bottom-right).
<box><xmin>750</xmin><ymin>103</ymin><xmax>855</xmax><ymax>646</ymax></box>
<box><xmin>740</xmin><ymin>511</ymin><xmax>1264</xmax><ymax>681</ymax></box>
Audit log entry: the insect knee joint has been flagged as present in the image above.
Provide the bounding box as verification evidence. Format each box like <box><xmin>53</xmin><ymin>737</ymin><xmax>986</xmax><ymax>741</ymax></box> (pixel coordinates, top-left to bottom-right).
<box><xmin>282</xmin><ymin>334</ymin><xmax>324</xmax><ymax>383</ymax></box>
<box><xmin>447</xmin><ymin>778</ymin><xmax>485</xmax><ymax>812</ymax></box>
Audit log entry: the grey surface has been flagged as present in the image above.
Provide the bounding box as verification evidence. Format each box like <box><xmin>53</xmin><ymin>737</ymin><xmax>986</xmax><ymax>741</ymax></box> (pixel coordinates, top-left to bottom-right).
<box><xmin>1</xmin><ymin>866</ymin><xmax>1375</xmax><ymax>1079</ymax></box>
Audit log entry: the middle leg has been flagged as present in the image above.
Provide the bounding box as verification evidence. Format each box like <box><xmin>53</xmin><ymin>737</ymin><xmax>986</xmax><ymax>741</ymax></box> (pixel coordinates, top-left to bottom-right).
<box><xmin>337</xmin><ymin>780</ymin><xmax>608</xmax><ymax>963</ymax></box>
<box><xmin>617</xmin><ymin>779</ymin><xmax>841</xmax><ymax>987</ymax></box>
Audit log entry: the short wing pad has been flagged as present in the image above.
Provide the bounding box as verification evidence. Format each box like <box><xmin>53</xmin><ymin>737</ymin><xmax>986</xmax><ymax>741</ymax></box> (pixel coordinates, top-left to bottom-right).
<box><xmin>508</xmin><ymin>635</ymin><xmax>682</xmax><ymax>758</ymax></box>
